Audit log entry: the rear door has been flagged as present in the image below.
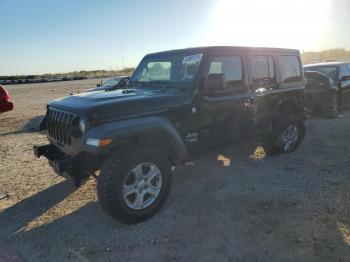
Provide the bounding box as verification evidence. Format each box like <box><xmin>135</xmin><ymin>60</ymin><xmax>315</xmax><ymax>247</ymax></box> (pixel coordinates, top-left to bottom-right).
<box><xmin>248</xmin><ymin>52</ymin><xmax>280</xmax><ymax>133</ymax></box>
<box><xmin>276</xmin><ymin>53</ymin><xmax>304</xmax><ymax>108</ymax></box>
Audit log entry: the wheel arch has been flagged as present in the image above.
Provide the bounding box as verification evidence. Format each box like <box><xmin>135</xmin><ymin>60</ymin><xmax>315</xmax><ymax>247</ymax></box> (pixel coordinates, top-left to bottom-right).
<box><xmin>83</xmin><ymin>116</ymin><xmax>188</xmax><ymax>164</ymax></box>
<box><xmin>275</xmin><ymin>97</ymin><xmax>302</xmax><ymax>115</ymax></box>
<box><xmin>111</xmin><ymin>130</ymin><xmax>186</xmax><ymax>165</ymax></box>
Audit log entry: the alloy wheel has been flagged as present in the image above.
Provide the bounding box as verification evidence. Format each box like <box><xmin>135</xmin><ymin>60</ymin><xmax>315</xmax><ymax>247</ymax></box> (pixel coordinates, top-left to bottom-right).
<box><xmin>122</xmin><ymin>162</ymin><xmax>162</xmax><ymax>210</ymax></box>
<box><xmin>279</xmin><ymin>124</ymin><xmax>299</xmax><ymax>152</ymax></box>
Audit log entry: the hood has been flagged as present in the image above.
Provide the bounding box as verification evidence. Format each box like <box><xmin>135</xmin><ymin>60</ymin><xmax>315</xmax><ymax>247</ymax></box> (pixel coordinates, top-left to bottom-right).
<box><xmin>49</xmin><ymin>88</ymin><xmax>184</xmax><ymax>123</ymax></box>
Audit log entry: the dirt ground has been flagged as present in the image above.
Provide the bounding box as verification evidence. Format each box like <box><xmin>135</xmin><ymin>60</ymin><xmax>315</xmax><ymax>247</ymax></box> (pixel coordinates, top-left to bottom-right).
<box><xmin>1</xmin><ymin>79</ymin><xmax>350</xmax><ymax>262</ymax></box>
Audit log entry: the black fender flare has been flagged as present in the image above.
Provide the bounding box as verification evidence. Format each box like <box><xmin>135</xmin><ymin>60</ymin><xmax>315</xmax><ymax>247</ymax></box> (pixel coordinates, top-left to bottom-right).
<box><xmin>80</xmin><ymin>116</ymin><xmax>188</xmax><ymax>163</ymax></box>
<box><xmin>274</xmin><ymin>98</ymin><xmax>307</xmax><ymax>123</ymax></box>
<box><xmin>275</xmin><ymin>96</ymin><xmax>303</xmax><ymax>114</ymax></box>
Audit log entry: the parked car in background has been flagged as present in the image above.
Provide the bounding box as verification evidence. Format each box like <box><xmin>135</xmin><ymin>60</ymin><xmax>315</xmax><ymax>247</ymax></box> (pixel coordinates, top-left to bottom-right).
<box><xmin>0</xmin><ymin>85</ymin><xmax>14</xmax><ymax>113</ymax></box>
<box><xmin>88</xmin><ymin>76</ymin><xmax>130</xmax><ymax>92</ymax></box>
<box><xmin>304</xmin><ymin>62</ymin><xmax>350</xmax><ymax>118</ymax></box>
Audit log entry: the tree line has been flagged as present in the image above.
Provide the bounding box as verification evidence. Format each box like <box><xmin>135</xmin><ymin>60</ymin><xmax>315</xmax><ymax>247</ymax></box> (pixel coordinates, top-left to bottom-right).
<box><xmin>0</xmin><ymin>68</ymin><xmax>135</xmax><ymax>81</ymax></box>
<box><xmin>301</xmin><ymin>49</ymin><xmax>350</xmax><ymax>64</ymax></box>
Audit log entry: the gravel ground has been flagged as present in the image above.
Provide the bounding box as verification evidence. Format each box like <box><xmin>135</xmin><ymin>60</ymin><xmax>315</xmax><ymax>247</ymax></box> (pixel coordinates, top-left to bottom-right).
<box><xmin>1</xmin><ymin>79</ymin><xmax>350</xmax><ymax>262</ymax></box>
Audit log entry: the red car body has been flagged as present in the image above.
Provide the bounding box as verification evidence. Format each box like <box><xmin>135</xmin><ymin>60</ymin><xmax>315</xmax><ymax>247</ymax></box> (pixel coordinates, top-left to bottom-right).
<box><xmin>0</xmin><ymin>85</ymin><xmax>14</xmax><ymax>113</ymax></box>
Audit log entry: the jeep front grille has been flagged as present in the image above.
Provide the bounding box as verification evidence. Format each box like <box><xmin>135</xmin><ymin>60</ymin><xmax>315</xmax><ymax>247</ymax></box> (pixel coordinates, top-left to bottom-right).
<box><xmin>47</xmin><ymin>108</ymin><xmax>75</xmax><ymax>145</ymax></box>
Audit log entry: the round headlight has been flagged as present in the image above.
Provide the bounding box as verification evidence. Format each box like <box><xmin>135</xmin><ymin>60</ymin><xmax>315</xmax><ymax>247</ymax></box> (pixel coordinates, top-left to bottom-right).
<box><xmin>79</xmin><ymin>118</ymin><xmax>87</xmax><ymax>133</ymax></box>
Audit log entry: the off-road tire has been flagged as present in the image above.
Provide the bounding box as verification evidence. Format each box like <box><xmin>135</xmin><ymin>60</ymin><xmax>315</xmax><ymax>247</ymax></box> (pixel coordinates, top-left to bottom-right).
<box><xmin>263</xmin><ymin>115</ymin><xmax>305</xmax><ymax>155</ymax></box>
<box><xmin>323</xmin><ymin>93</ymin><xmax>339</xmax><ymax>119</ymax></box>
<box><xmin>97</xmin><ymin>146</ymin><xmax>172</xmax><ymax>224</ymax></box>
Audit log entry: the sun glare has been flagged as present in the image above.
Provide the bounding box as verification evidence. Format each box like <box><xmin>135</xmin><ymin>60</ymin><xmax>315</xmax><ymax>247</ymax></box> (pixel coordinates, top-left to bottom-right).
<box><xmin>204</xmin><ymin>0</ymin><xmax>332</xmax><ymax>50</ymax></box>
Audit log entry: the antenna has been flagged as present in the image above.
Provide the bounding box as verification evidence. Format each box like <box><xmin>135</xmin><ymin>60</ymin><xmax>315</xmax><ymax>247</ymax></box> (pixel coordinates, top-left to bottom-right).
<box><xmin>121</xmin><ymin>44</ymin><xmax>124</xmax><ymax>69</ymax></box>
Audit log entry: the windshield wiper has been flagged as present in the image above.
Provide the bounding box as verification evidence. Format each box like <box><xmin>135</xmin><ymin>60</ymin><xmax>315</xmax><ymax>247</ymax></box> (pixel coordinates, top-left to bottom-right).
<box><xmin>154</xmin><ymin>81</ymin><xmax>167</xmax><ymax>90</ymax></box>
<box><xmin>130</xmin><ymin>80</ymin><xmax>174</xmax><ymax>90</ymax></box>
<box><xmin>129</xmin><ymin>80</ymin><xmax>141</xmax><ymax>89</ymax></box>
<box><xmin>137</xmin><ymin>81</ymin><xmax>167</xmax><ymax>90</ymax></box>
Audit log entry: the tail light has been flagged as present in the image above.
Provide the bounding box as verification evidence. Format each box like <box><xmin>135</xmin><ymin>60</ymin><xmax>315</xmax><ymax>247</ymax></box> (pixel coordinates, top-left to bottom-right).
<box><xmin>0</xmin><ymin>85</ymin><xmax>10</xmax><ymax>102</ymax></box>
<box><xmin>4</xmin><ymin>89</ymin><xmax>10</xmax><ymax>101</ymax></box>
<box><xmin>0</xmin><ymin>85</ymin><xmax>14</xmax><ymax>113</ymax></box>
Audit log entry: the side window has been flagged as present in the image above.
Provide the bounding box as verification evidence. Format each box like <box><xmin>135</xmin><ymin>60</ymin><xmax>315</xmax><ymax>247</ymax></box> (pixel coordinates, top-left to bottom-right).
<box><xmin>180</xmin><ymin>53</ymin><xmax>203</xmax><ymax>81</ymax></box>
<box><xmin>251</xmin><ymin>55</ymin><xmax>276</xmax><ymax>86</ymax></box>
<box><xmin>208</xmin><ymin>56</ymin><xmax>243</xmax><ymax>89</ymax></box>
<box><xmin>340</xmin><ymin>64</ymin><xmax>350</xmax><ymax>78</ymax></box>
<box><xmin>279</xmin><ymin>55</ymin><xmax>302</xmax><ymax>84</ymax></box>
<box><xmin>347</xmin><ymin>64</ymin><xmax>350</xmax><ymax>74</ymax></box>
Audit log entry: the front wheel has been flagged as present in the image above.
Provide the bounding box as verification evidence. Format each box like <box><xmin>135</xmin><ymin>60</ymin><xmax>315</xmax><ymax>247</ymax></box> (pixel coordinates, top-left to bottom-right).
<box><xmin>97</xmin><ymin>146</ymin><xmax>172</xmax><ymax>224</ymax></box>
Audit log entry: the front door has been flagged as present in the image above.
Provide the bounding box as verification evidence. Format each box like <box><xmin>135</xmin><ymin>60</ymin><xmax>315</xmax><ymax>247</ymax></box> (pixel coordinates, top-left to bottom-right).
<box><xmin>199</xmin><ymin>52</ymin><xmax>251</xmax><ymax>146</ymax></box>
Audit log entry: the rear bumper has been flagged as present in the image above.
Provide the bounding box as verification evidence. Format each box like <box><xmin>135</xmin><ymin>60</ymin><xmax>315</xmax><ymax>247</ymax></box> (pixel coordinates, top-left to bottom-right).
<box><xmin>0</xmin><ymin>101</ymin><xmax>14</xmax><ymax>113</ymax></box>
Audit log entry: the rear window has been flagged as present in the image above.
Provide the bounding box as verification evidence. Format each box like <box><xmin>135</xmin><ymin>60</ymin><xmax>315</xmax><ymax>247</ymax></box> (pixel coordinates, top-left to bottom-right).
<box><xmin>340</xmin><ymin>64</ymin><xmax>350</xmax><ymax>78</ymax></box>
<box><xmin>306</xmin><ymin>66</ymin><xmax>338</xmax><ymax>81</ymax></box>
<box><xmin>280</xmin><ymin>56</ymin><xmax>302</xmax><ymax>84</ymax></box>
<box><xmin>251</xmin><ymin>55</ymin><xmax>275</xmax><ymax>86</ymax></box>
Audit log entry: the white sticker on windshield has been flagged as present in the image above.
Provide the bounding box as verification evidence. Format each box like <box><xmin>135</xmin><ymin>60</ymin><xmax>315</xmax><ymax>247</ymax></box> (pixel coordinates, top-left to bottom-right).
<box><xmin>182</xmin><ymin>53</ymin><xmax>203</xmax><ymax>64</ymax></box>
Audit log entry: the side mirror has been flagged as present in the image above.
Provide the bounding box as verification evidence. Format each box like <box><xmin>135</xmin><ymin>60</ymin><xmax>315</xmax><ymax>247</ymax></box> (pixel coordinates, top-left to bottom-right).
<box><xmin>96</xmin><ymin>83</ymin><xmax>101</xmax><ymax>87</ymax></box>
<box><xmin>341</xmin><ymin>75</ymin><xmax>350</xmax><ymax>81</ymax></box>
<box><xmin>207</xmin><ymin>73</ymin><xmax>225</xmax><ymax>90</ymax></box>
<box><xmin>120</xmin><ymin>79</ymin><xmax>128</xmax><ymax>88</ymax></box>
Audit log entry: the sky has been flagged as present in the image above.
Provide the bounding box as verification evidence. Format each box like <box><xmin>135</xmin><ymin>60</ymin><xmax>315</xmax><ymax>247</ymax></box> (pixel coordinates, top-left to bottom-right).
<box><xmin>0</xmin><ymin>0</ymin><xmax>349</xmax><ymax>75</ymax></box>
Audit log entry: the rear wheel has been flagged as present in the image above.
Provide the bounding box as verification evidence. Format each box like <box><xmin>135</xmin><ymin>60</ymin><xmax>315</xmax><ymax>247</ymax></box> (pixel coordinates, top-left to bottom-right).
<box><xmin>97</xmin><ymin>146</ymin><xmax>172</xmax><ymax>224</ymax></box>
<box><xmin>276</xmin><ymin>123</ymin><xmax>302</xmax><ymax>153</ymax></box>
<box><xmin>263</xmin><ymin>116</ymin><xmax>305</xmax><ymax>155</ymax></box>
<box><xmin>323</xmin><ymin>93</ymin><xmax>339</xmax><ymax>118</ymax></box>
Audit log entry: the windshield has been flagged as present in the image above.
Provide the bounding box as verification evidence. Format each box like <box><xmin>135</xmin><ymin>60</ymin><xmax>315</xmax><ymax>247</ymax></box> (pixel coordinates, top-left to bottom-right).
<box><xmin>306</xmin><ymin>66</ymin><xmax>338</xmax><ymax>81</ymax></box>
<box><xmin>101</xmin><ymin>77</ymin><xmax>121</xmax><ymax>88</ymax></box>
<box><xmin>130</xmin><ymin>52</ymin><xmax>203</xmax><ymax>88</ymax></box>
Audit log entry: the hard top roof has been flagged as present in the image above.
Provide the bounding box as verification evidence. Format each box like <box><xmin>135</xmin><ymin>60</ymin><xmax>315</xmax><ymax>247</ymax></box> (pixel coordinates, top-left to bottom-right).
<box><xmin>304</xmin><ymin>61</ymin><xmax>349</xmax><ymax>67</ymax></box>
<box><xmin>146</xmin><ymin>46</ymin><xmax>300</xmax><ymax>56</ymax></box>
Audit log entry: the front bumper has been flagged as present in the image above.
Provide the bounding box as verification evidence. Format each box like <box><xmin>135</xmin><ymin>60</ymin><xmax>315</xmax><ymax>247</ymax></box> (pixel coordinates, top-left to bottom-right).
<box><xmin>33</xmin><ymin>144</ymin><xmax>96</xmax><ymax>186</ymax></box>
<box><xmin>34</xmin><ymin>144</ymin><xmax>74</xmax><ymax>177</ymax></box>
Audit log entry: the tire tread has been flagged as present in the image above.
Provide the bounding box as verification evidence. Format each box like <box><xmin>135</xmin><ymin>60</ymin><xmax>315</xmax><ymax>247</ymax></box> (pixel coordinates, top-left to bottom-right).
<box><xmin>97</xmin><ymin>146</ymin><xmax>171</xmax><ymax>224</ymax></box>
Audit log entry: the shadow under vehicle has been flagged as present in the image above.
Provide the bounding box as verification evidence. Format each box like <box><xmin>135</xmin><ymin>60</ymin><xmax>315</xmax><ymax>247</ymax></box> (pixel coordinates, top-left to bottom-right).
<box><xmin>34</xmin><ymin>46</ymin><xmax>306</xmax><ymax>224</ymax></box>
<box><xmin>304</xmin><ymin>62</ymin><xmax>350</xmax><ymax>118</ymax></box>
